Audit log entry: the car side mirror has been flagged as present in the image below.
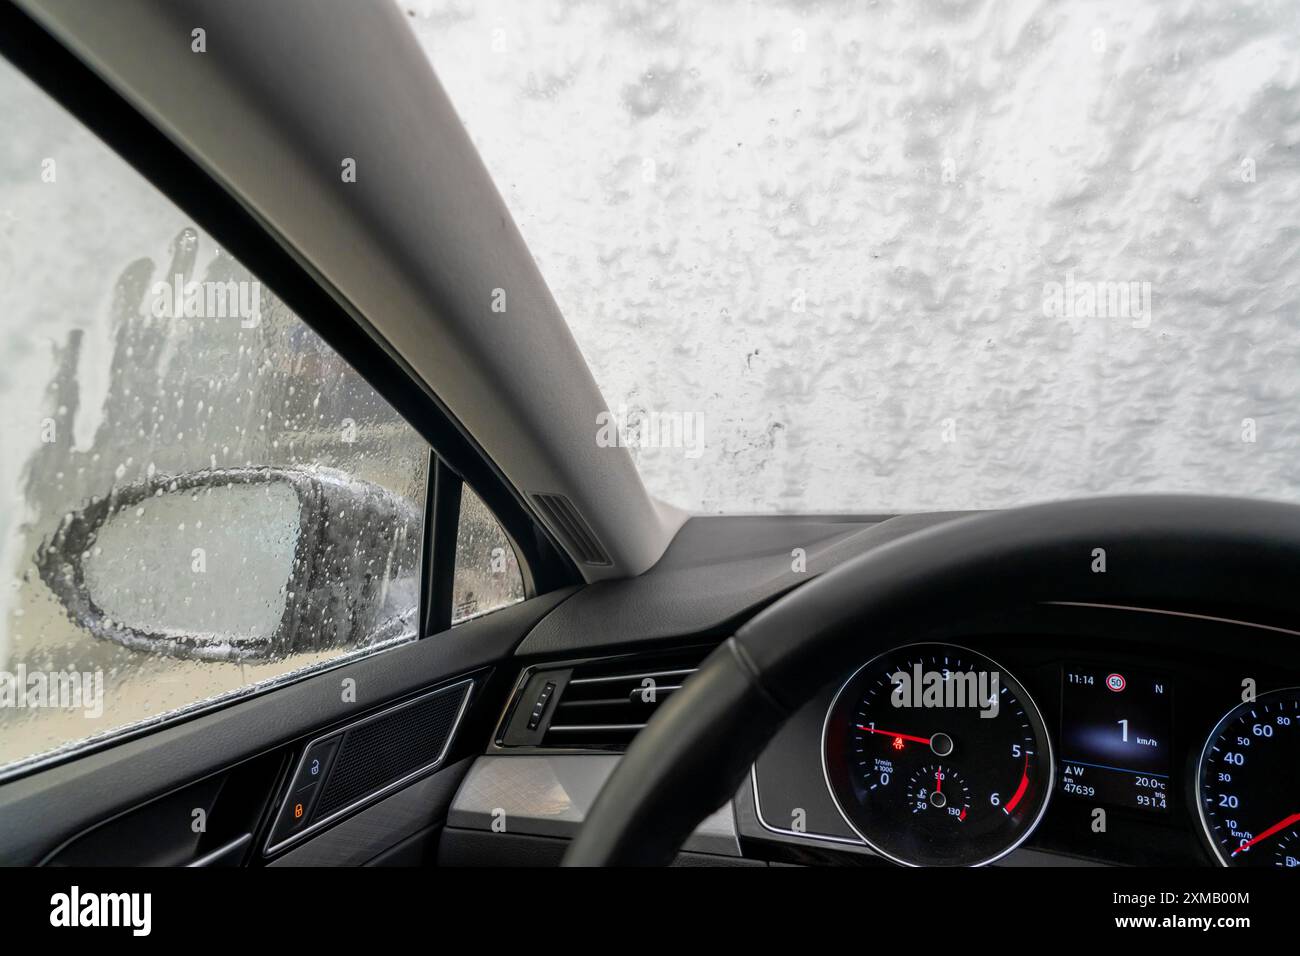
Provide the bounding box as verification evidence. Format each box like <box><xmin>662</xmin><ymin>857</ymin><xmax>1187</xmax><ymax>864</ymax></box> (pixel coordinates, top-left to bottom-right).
<box><xmin>36</xmin><ymin>467</ymin><xmax>421</xmax><ymax>661</ymax></box>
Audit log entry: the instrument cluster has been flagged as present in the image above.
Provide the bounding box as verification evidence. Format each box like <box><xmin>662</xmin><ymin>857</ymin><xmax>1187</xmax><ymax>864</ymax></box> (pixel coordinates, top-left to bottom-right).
<box><xmin>751</xmin><ymin>606</ymin><xmax>1300</xmax><ymax>867</ymax></box>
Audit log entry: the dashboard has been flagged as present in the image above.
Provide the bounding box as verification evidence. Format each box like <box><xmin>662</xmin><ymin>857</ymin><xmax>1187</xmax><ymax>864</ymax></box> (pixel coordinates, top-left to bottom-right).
<box><xmin>740</xmin><ymin>602</ymin><xmax>1300</xmax><ymax>867</ymax></box>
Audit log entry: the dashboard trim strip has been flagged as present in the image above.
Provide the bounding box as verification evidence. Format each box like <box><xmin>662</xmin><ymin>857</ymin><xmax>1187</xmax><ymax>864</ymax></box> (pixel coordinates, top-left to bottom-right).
<box><xmin>1046</xmin><ymin>602</ymin><xmax>1300</xmax><ymax>638</ymax></box>
<box><xmin>748</xmin><ymin>765</ymin><xmax>867</xmax><ymax>848</ymax></box>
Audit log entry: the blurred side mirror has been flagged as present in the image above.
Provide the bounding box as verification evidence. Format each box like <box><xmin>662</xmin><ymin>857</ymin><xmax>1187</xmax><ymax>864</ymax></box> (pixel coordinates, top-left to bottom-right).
<box><xmin>36</xmin><ymin>467</ymin><xmax>420</xmax><ymax>662</ymax></box>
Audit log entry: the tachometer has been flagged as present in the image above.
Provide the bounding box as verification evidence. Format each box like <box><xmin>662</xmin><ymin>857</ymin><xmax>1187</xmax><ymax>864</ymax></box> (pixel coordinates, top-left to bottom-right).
<box><xmin>822</xmin><ymin>643</ymin><xmax>1053</xmax><ymax>866</ymax></box>
<box><xmin>1197</xmin><ymin>688</ymin><xmax>1300</xmax><ymax>867</ymax></box>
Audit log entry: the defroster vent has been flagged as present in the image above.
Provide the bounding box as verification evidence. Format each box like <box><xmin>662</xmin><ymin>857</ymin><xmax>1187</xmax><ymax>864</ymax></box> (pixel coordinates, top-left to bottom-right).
<box><xmin>530</xmin><ymin>493</ymin><xmax>611</xmax><ymax>566</ymax></box>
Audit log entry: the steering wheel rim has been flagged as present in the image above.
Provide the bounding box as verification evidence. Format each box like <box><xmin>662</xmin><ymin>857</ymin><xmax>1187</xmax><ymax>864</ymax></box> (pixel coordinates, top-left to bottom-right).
<box><xmin>561</xmin><ymin>495</ymin><xmax>1300</xmax><ymax>866</ymax></box>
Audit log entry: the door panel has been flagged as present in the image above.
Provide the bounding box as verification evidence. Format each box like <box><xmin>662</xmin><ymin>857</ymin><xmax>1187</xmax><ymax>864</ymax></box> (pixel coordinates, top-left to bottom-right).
<box><xmin>269</xmin><ymin>756</ymin><xmax>473</xmax><ymax>867</ymax></box>
<box><xmin>0</xmin><ymin>589</ymin><xmax>575</xmax><ymax>865</ymax></box>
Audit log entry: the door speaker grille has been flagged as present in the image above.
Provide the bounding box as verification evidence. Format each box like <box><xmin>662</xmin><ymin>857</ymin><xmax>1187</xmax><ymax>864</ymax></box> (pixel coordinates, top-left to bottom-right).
<box><xmin>315</xmin><ymin>682</ymin><xmax>470</xmax><ymax>819</ymax></box>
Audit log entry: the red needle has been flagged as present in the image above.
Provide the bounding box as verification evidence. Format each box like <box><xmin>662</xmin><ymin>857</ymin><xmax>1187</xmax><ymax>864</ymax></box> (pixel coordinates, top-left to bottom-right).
<box><xmin>935</xmin><ymin>767</ymin><xmax>942</xmax><ymax>794</ymax></box>
<box><xmin>1230</xmin><ymin>811</ymin><xmax>1300</xmax><ymax>856</ymax></box>
<box><xmin>856</xmin><ymin>725</ymin><xmax>931</xmax><ymax>745</ymax></box>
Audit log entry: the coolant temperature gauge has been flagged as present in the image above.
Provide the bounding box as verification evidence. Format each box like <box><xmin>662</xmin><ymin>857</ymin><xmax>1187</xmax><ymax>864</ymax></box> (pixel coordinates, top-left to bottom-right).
<box><xmin>907</xmin><ymin>764</ymin><xmax>971</xmax><ymax>822</ymax></box>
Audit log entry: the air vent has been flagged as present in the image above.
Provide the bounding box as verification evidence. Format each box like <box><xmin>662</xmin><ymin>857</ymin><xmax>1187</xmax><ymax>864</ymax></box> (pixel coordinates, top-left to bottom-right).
<box><xmin>530</xmin><ymin>493</ymin><xmax>612</xmax><ymax>566</ymax></box>
<box><xmin>498</xmin><ymin>647</ymin><xmax>714</xmax><ymax>751</ymax></box>
<box><xmin>542</xmin><ymin>648</ymin><xmax>709</xmax><ymax>749</ymax></box>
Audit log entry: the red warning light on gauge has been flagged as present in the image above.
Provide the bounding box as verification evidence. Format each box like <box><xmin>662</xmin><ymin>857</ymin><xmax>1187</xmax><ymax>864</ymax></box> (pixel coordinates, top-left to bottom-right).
<box><xmin>1105</xmin><ymin>673</ymin><xmax>1126</xmax><ymax>692</ymax></box>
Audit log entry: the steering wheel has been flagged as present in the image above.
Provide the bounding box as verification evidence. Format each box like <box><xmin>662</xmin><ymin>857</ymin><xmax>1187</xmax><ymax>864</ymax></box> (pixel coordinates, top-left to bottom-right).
<box><xmin>562</xmin><ymin>495</ymin><xmax>1300</xmax><ymax>866</ymax></box>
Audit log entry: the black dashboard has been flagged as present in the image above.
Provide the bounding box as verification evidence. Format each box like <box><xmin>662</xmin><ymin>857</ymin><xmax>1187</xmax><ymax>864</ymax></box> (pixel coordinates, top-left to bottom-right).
<box><xmin>456</xmin><ymin>511</ymin><xmax>1300</xmax><ymax>868</ymax></box>
<box><xmin>740</xmin><ymin>601</ymin><xmax>1300</xmax><ymax>867</ymax></box>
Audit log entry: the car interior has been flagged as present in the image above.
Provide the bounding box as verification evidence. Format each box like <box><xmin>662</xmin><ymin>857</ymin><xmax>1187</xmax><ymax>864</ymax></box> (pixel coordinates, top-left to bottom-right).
<box><xmin>1</xmin><ymin>0</ymin><xmax>1298</xmax><ymax>880</ymax></box>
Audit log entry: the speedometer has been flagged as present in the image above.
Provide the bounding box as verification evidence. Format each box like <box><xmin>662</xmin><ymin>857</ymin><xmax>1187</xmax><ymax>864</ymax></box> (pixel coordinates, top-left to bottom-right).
<box><xmin>822</xmin><ymin>643</ymin><xmax>1053</xmax><ymax>866</ymax></box>
<box><xmin>1197</xmin><ymin>688</ymin><xmax>1300</xmax><ymax>867</ymax></box>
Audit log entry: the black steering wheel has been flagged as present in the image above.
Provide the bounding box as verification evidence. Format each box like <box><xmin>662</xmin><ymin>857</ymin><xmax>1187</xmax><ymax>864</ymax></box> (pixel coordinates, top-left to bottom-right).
<box><xmin>562</xmin><ymin>495</ymin><xmax>1300</xmax><ymax>866</ymax></box>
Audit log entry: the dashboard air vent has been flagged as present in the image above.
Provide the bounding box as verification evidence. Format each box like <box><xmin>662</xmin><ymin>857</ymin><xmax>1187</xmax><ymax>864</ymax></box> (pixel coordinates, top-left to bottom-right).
<box><xmin>498</xmin><ymin>646</ymin><xmax>715</xmax><ymax>751</ymax></box>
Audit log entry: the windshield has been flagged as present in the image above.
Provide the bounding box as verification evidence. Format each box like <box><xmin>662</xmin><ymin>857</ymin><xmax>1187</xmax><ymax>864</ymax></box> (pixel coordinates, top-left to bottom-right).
<box><xmin>407</xmin><ymin>0</ymin><xmax>1300</xmax><ymax>514</ymax></box>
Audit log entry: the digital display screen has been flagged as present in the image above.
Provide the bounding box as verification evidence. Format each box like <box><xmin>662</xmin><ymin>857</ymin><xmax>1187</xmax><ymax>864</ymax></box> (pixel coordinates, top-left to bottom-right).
<box><xmin>1059</xmin><ymin>664</ymin><xmax>1171</xmax><ymax>812</ymax></box>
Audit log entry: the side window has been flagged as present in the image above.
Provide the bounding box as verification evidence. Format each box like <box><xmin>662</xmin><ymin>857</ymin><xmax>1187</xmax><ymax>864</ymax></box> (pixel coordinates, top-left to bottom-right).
<box><xmin>451</xmin><ymin>485</ymin><xmax>525</xmax><ymax>625</ymax></box>
<box><xmin>0</xmin><ymin>59</ymin><xmax>428</xmax><ymax>774</ymax></box>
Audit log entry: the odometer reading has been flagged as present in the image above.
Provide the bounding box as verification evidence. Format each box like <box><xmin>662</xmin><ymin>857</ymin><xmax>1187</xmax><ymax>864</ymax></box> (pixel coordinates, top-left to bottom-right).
<box><xmin>1198</xmin><ymin>688</ymin><xmax>1300</xmax><ymax>867</ymax></box>
<box><xmin>1059</xmin><ymin>664</ymin><xmax>1172</xmax><ymax>812</ymax></box>
<box><xmin>823</xmin><ymin>643</ymin><xmax>1053</xmax><ymax>866</ymax></box>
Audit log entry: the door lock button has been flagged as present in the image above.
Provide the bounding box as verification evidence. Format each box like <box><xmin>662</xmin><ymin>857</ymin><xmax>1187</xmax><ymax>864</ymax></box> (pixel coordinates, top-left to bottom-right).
<box><xmin>292</xmin><ymin>736</ymin><xmax>340</xmax><ymax>791</ymax></box>
<box><xmin>270</xmin><ymin>781</ymin><xmax>319</xmax><ymax>845</ymax></box>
